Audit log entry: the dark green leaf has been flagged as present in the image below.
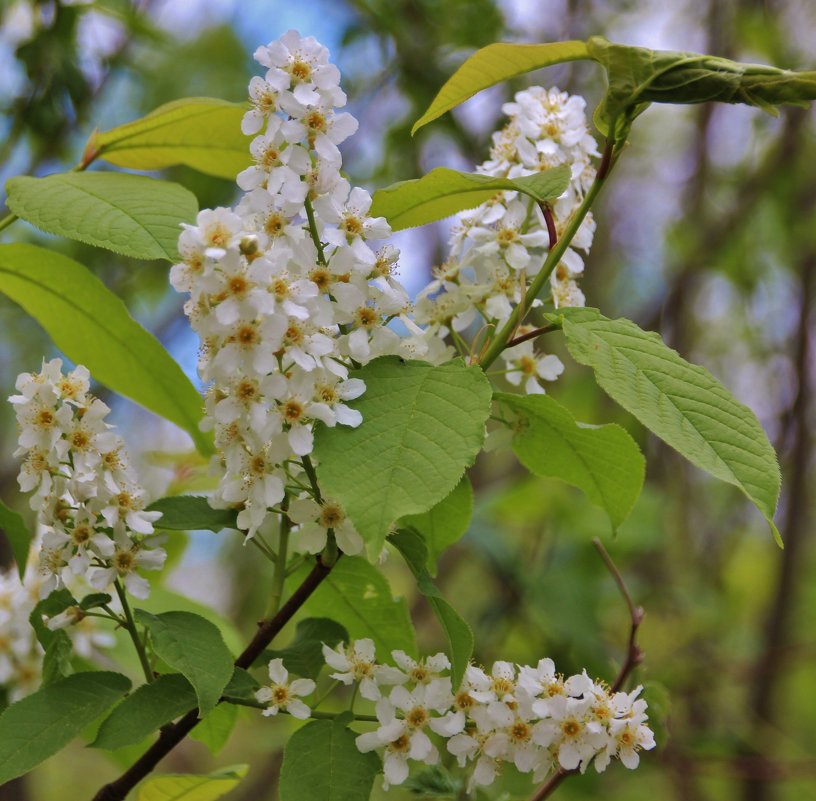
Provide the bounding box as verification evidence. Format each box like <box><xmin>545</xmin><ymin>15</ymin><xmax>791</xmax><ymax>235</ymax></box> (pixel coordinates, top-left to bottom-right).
<box><xmin>41</xmin><ymin>631</ymin><xmax>73</xmax><ymax>686</ymax></box>
<box><xmin>146</xmin><ymin>496</ymin><xmax>238</xmax><ymax>533</ymax></box>
<box><xmin>80</xmin><ymin>593</ymin><xmax>112</xmax><ymax>611</ymax></box>
<box><xmin>92</xmin><ymin>673</ymin><xmax>197</xmax><ymax>750</ymax></box>
<box><xmin>189</xmin><ymin>702</ymin><xmax>238</xmax><ymax>755</ymax></box>
<box><xmin>29</xmin><ymin>589</ymin><xmax>76</xmax><ymax>649</ymax></box>
<box><xmin>0</xmin><ymin>671</ymin><xmax>131</xmax><ymax>784</ymax></box>
<box><xmin>265</xmin><ymin>618</ymin><xmax>349</xmax><ymax>680</ymax></box>
<box><xmin>279</xmin><ymin>719</ymin><xmax>381</xmax><ymax>801</ymax></box>
<box><xmin>135</xmin><ymin>610</ymin><xmax>234</xmax><ymax>717</ymax></box>
<box><xmin>289</xmin><ymin>557</ymin><xmax>416</xmax><ymax>659</ymax></box>
<box><xmin>0</xmin><ymin>499</ymin><xmax>31</xmax><ymax>581</ymax></box>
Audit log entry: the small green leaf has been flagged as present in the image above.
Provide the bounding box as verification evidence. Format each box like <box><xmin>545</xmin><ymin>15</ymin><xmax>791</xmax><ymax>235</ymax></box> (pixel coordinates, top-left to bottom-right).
<box><xmin>495</xmin><ymin>392</ymin><xmax>645</xmax><ymax>530</ymax></box>
<box><xmin>551</xmin><ymin>307</ymin><xmax>781</xmax><ymax>543</ymax></box>
<box><xmin>279</xmin><ymin>719</ymin><xmax>381</xmax><ymax>801</ymax></box>
<box><xmin>189</xmin><ymin>702</ymin><xmax>238</xmax><ymax>755</ymax></box>
<box><xmin>0</xmin><ymin>671</ymin><xmax>131</xmax><ymax>784</ymax></box>
<box><xmin>92</xmin><ymin>673</ymin><xmax>197</xmax><ymax>751</ymax></box>
<box><xmin>135</xmin><ymin>610</ymin><xmax>234</xmax><ymax>717</ymax></box>
<box><xmin>371</xmin><ymin>165</ymin><xmax>570</xmax><ymax>231</ymax></box>
<box><xmin>314</xmin><ymin>357</ymin><xmax>492</xmax><ymax>559</ymax></box>
<box><xmin>41</xmin><ymin>631</ymin><xmax>73</xmax><ymax>686</ymax></box>
<box><xmin>289</xmin><ymin>557</ymin><xmax>416</xmax><ymax>658</ymax></box>
<box><xmin>80</xmin><ymin>593</ymin><xmax>112</xmax><ymax>611</ymax></box>
<box><xmin>0</xmin><ymin>499</ymin><xmax>31</xmax><ymax>580</ymax></box>
<box><xmin>136</xmin><ymin>765</ymin><xmax>248</xmax><ymax>801</ymax></box>
<box><xmin>265</xmin><ymin>618</ymin><xmax>349</xmax><ymax>680</ymax></box>
<box><xmin>412</xmin><ymin>40</ymin><xmax>591</xmax><ymax>134</ymax></box>
<box><xmin>0</xmin><ymin>243</ymin><xmax>209</xmax><ymax>455</ymax></box>
<box><xmin>147</xmin><ymin>496</ymin><xmax>238</xmax><ymax>533</ymax></box>
<box><xmin>29</xmin><ymin>589</ymin><xmax>76</xmax><ymax>649</ymax></box>
<box><xmin>92</xmin><ymin>97</ymin><xmax>252</xmax><ymax>180</ymax></box>
<box><xmin>223</xmin><ymin>667</ymin><xmax>260</xmax><ymax>702</ymax></box>
<box><xmin>5</xmin><ymin>172</ymin><xmax>198</xmax><ymax>261</ymax></box>
<box><xmin>402</xmin><ymin>476</ymin><xmax>473</xmax><ymax>576</ymax></box>
<box><xmin>391</xmin><ymin>529</ymin><xmax>473</xmax><ymax>690</ymax></box>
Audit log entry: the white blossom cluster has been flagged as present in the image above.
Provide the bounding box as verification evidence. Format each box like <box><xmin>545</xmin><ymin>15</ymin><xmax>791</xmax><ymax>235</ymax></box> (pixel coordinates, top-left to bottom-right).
<box><xmin>313</xmin><ymin>640</ymin><xmax>655</xmax><ymax>791</ymax></box>
<box><xmin>170</xmin><ymin>30</ymin><xmax>450</xmax><ymax>546</ymax></box>
<box><xmin>0</xmin><ymin>557</ymin><xmax>114</xmax><ymax>702</ymax></box>
<box><xmin>414</xmin><ymin>86</ymin><xmax>599</xmax><ymax>393</ymax></box>
<box><xmin>9</xmin><ymin>359</ymin><xmax>166</xmax><ymax>600</ymax></box>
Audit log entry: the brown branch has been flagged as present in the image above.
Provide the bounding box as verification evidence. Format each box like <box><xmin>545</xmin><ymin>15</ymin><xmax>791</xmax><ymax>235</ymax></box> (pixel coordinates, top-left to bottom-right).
<box><xmin>527</xmin><ymin>538</ymin><xmax>645</xmax><ymax>801</ymax></box>
<box><xmin>504</xmin><ymin>324</ymin><xmax>555</xmax><ymax>350</ymax></box>
<box><xmin>539</xmin><ymin>202</ymin><xmax>558</xmax><ymax>250</ymax></box>
<box><xmin>91</xmin><ymin>557</ymin><xmax>334</xmax><ymax>801</ymax></box>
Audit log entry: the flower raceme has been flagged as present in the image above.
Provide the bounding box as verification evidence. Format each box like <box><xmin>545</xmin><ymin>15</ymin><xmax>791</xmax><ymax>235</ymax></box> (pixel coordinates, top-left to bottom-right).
<box><xmin>253</xmin><ymin>639</ymin><xmax>656</xmax><ymax>792</ymax></box>
<box><xmin>171</xmin><ymin>29</ymin><xmax>600</xmax><ymax>550</ymax></box>
<box><xmin>9</xmin><ymin>359</ymin><xmax>166</xmax><ymax>601</ymax></box>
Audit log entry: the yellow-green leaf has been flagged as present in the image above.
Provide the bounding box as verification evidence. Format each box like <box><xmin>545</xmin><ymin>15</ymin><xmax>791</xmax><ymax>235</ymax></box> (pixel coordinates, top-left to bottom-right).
<box><xmin>91</xmin><ymin>98</ymin><xmax>251</xmax><ymax>180</ymax></box>
<box><xmin>136</xmin><ymin>765</ymin><xmax>248</xmax><ymax>801</ymax></box>
<box><xmin>412</xmin><ymin>40</ymin><xmax>591</xmax><ymax>134</ymax></box>
<box><xmin>371</xmin><ymin>166</ymin><xmax>570</xmax><ymax>231</ymax></box>
<box><xmin>0</xmin><ymin>243</ymin><xmax>210</xmax><ymax>455</ymax></box>
<box><xmin>5</xmin><ymin>172</ymin><xmax>198</xmax><ymax>261</ymax></box>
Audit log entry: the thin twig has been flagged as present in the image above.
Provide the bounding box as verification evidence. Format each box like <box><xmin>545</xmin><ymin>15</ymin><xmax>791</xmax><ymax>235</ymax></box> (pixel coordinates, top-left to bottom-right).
<box><xmin>526</xmin><ymin>539</ymin><xmax>645</xmax><ymax>801</ymax></box>
<box><xmin>504</xmin><ymin>324</ymin><xmax>555</xmax><ymax>350</ymax></box>
<box><xmin>91</xmin><ymin>557</ymin><xmax>335</xmax><ymax>801</ymax></box>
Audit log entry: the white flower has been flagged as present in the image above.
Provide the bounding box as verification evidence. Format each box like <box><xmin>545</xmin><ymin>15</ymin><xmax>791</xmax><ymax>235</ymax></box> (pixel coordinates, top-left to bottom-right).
<box><xmin>503</xmin><ymin>339</ymin><xmax>565</xmax><ymax>394</ymax></box>
<box><xmin>255</xmin><ymin>658</ymin><xmax>315</xmax><ymax>719</ymax></box>
<box><xmin>288</xmin><ymin>496</ymin><xmax>363</xmax><ymax>555</ymax></box>
<box><xmin>322</xmin><ymin>639</ymin><xmax>405</xmax><ymax>700</ymax></box>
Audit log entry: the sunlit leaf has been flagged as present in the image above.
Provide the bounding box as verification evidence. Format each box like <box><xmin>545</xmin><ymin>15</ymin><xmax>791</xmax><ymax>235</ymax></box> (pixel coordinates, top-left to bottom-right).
<box><xmin>5</xmin><ymin>172</ymin><xmax>197</xmax><ymax>261</ymax></box>
<box><xmin>0</xmin><ymin>243</ymin><xmax>209</xmax><ymax>455</ymax></box>
<box><xmin>412</xmin><ymin>40</ymin><xmax>591</xmax><ymax>133</ymax></box>
<box><xmin>136</xmin><ymin>765</ymin><xmax>248</xmax><ymax>801</ymax></box>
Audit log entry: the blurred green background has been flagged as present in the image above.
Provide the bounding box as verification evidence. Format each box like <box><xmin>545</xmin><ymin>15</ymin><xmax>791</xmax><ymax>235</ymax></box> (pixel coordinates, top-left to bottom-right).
<box><xmin>0</xmin><ymin>1</ymin><xmax>814</xmax><ymax>800</ymax></box>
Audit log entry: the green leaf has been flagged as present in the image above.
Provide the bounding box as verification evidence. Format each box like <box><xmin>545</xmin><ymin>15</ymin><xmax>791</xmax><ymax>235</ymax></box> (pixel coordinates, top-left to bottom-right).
<box><xmin>289</xmin><ymin>557</ymin><xmax>416</xmax><ymax>658</ymax></box>
<box><xmin>371</xmin><ymin>166</ymin><xmax>571</xmax><ymax>231</ymax></box>
<box><xmin>41</xmin><ymin>630</ymin><xmax>73</xmax><ymax>686</ymax></box>
<box><xmin>265</xmin><ymin>618</ymin><xmax>349</xmax><ymax>680</ymax></box>
<box><xmin>80</xmin><ymin>593</ymin><xmax>112</xmax><ymax>611</ymax></box>
<box><xmin>136</xmin><ymin>765</ymin><xmax>248</xmax><ymax>801</ymax></box>
<box><xmin>495</xmin><ymin>392</ymin><xmax>644</xmax><ymax>530</ymax></box>
<box><xmin>0</xmin><ymin>243</ymin><xmax>209</xmax><ymax>455</ymax></box>
<box><xmin>29</xmin><ymin>589</ymin><xmax>76</xmax><ymax>649</ymax></box>
<box><xmin>147</xmin><ymin>496</ymin><xmax>238</xmax><ymax>533</ymax></box>
<box><xmin>135</xmin><ymin>610</ymin><xmax>234</xmax><ymax>717</ymax></box>
<box><xmin>0</xmin><ymin>499</ymin><xmax>31</xmax><ymax>580</ymax></box>
<box><xmin>412</xmin><ymin>40</ymin><xmax>591</xmax><ymax>134</ymax></box>
<box><xmin>391</xmin><ymin>529</ymin><xmax>473</xmax><ymax>690</ymax></box>
<box><xmin>223</xmin><ymin>667</ymin><xmax>260</xmax><ymax>702</ymax></box>
<box><xmin>314</xmin><ymin>357</ymin><xmax>492</xmax><ymax>559</ymax></box>
<box><xmin>0</xmin><ymin>671</ymin><xmax>131</xmax><ymax>784</ymax></box>
<box><xmin>279</xmin><ymin>719</ymin><xmax>381</xmax><ymax>801</ymax></box>
<box><xmin>586</xmin><ymin>36</ymin><xmax>816</xmax><ymax>136</ymax></box>
<box><xmin>91</xmin><ymin>673</ymin><xmax>197</xmax><ymax>751</ymax></box>
<box><xmin>401</xmin><ymin>476</ymin><xmax>473</xmax><ymax>576</ymax></box>
<box><xmin>5</xmin><ymin>172</ymin><xmax>198</xmax><ymax>261</ymax></box>
<box><xmin>92</xmin><ymin>97</ymin><xmax>252</xmax><ymax>180</ymax></box>
<box><xmin>551</xmin><ymin>307</ymin><xmax>781</xmax><ymax>543</ymax></box>
<box><xmin>188</xmin><ymin>702</ymin><xmax>238</xmax><ymax>755</ymax></box>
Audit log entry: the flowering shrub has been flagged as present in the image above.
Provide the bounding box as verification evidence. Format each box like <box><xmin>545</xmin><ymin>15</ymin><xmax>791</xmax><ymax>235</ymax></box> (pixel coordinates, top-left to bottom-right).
<box><xmin>0</xmin><ymin>26</ymin><xmax>812</xmax><ymax>801</ymax></box>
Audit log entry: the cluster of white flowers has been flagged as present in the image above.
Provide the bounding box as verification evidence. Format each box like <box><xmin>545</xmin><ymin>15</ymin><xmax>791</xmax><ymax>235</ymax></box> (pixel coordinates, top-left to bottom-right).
<box><xmin>170</xmin><ymin>30</ymin><xmax>452</xmax><ymax>547</ymax></box>
<box><xmin>414</xmin><ymin>86</ymin><xmax>599</xmax><ymax>393</ymax></box>
<box><xmin>0</xmin><ymin>556</ymin><xmax>114</xmax><ymax>702</ymax></box>
<box><xmin>315</xmin><ymin>640</ymin><xmax>654</xmax><ymax>791</ymax></box>
<box><xmin>9</xmin><ymin>359</ymin><xmax>166</xmax><ymax>600</ymax></box>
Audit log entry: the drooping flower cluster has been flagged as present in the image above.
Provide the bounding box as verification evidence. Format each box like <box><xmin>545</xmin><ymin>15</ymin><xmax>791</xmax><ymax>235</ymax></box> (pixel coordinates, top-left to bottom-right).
<box><xmin>317</xmin><ymin>640</ymin><xmax>654</xmax><ymax>791</ymax></box>
<box><xmin>414</xmin><ymin>85</ymin><xmax>599</xmax><ymax>393</ymax></box>
<box><xmin>9</xmin><ymin>359</ymin><xmax>166</xmax><ymax>600</ymax></box>
<box><xmin>170</xmin><ymin>30</ymin><xmax>453</xmax><ymax>547</ymax></box>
